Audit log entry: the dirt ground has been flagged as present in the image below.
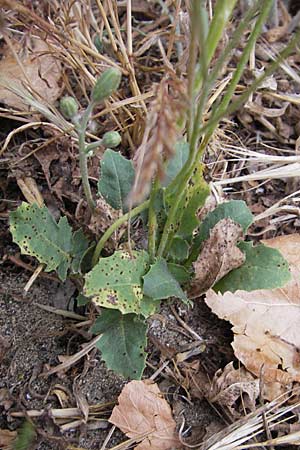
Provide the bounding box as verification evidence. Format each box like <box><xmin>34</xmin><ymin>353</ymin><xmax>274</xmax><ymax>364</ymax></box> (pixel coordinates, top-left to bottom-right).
<box><xmin>0</xmin><ymin>262</ymin><xmax>235</xmax><ymax>449</ymax></box>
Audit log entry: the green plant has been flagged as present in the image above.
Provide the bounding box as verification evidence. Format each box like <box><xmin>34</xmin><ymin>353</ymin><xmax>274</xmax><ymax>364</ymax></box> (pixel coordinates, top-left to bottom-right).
<box><xmin>60</xmin><ymin>68</ymin><xmax>122</xmax><ymax>212</ymax></box>
<box><xmin>9</xmin><ymin>1</ymin><xmax>297</xmax><ymax>379</ymax></box>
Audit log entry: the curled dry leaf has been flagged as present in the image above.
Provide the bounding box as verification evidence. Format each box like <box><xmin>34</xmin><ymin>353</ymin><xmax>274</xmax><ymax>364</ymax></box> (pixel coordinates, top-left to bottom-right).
<box><xmin>0</xmin><ymin>38</ymin><xmax>61</xmax><ymax>110</ymax></box>
<box><xmin>208</xmin><ymin>362</ymin><xmax>260</xmax><ymax>418</ymax></box>
<box><xmin>109</xmin><ymin>380</ymin><xmax>179</xmax><ymax>450</ymax></box>
<box><xmin>189</xmin><ymin>218</ymin><xmax>245</xmax><ymax>297</ymax></box>
<box><xmin>206</xmin><ymin>234</ymin><xmax>300</xmax><ymax>386</ymax></box>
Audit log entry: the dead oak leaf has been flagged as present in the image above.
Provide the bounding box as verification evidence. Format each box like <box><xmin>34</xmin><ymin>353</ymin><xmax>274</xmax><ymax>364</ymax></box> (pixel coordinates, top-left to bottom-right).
<box><xmin>206</xmin><ymin>234</ymin><xmax>300</xmax><ymax>385</ymax></box>
<box><xmin>189</xmin><ymin>218</ymin><xmax>245</xmax><ymax>297</ymax></box>
<box><xmin>109</xmin><ymin>380</ymin><xmax>179</xmax><ymax>450</ymax></box>
<box><xmin>0</xmin><ymin>38</ymin><xmax>61</xmax><ymax>110</ymax></box>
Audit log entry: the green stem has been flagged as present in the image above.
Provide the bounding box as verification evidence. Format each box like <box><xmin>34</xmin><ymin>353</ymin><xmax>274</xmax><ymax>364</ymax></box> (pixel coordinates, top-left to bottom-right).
<box><xmin>92</xmin><ymin>200</ymin><xmax>150</xmax><ymax>266</ymax></box>
<box><xmin>85</xmin><ymin>139</ymin><xmax>104</xmax><ymax>153</ymax></box>
<box><xmin>157</xmin><ymin>0</ymin><xmax>299</xmax><ymax>261</ymax></box>
<box><xmin>148</xmin><ymin>178</ymin><xmax>160</xmax><ymax>261</ymax></box>
<box><xmin>210</xmin><ymin>0</ymin><xmax>273</xmax><ymax>120</ymax></box>
<box><xmin>198</xmin><ymin>24</ymin><xmax>300</xmax><ymax>139</ymax></box>
<box><xmin>157</xmin><ymin>136</ymin><xmax>207</xmax><ymax>259</ymax></box>
<box><xmin>192</xmin><ymin>1</ymin><xmax>260</xmax><ymax>145</ymax></box>
<box><xmin>186</xmin><ymin>0</ymin><xmax>198</xmax><ymax>141</ymax></box>
<box><xmin>77</xmin><ymin>102</ymin><xmax>95</xmax><ymax>211</ymax></box>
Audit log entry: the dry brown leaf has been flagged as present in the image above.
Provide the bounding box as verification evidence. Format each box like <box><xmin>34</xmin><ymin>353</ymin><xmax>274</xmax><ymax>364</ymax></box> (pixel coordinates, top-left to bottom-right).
<box><xmin>206</xmin><ymin>234</ymin><xmax>300</xmax><ymax>386</ymax></box>
<box><xmin>208</xmin><ymin>362</ymin><xmax>260</xmax><ymax>417</ymax></box>
<box><xmin>189</xmin><ymin>218</ymin><xmax>245</xmax><ymax>297</ymax></box>
<box><xmin>34</xmin><ymin>144</ymin><xmax>61</xmax><ymax>189</ymax></box>
<box><xmin>0</xmin><ymin>429</ymin><xmax>17</xmax><ymax>450</ymax></box>
<box><xmin>0</xmin><ymin>38</ymin><xmax>61</xmax><ymax>110</ymax></box>
<box><xmin>264</xmin><ymin>25</ymin><xmax>289</xmax><ymax>43</ymax></box>
<box><xmin>109</xmin><ymin>380</ymin><xmax>179</xmax><ymax>450</ymax></box>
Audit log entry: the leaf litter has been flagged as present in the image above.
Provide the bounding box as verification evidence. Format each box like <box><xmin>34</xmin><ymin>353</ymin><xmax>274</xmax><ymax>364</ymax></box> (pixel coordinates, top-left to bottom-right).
<box><xmin>208</xmin><ymin>362</ymin><xmax>260</xmax><ymax>418</ymax></box>
<box><xmin>109</xmin><ymin>380</ymin><xmax>179</xmax><ymax>450</ymax></box>
<box><xmin>206</xmin><ymin>234</ymin><xmax>300</xmax><ymax>386</ymax></box>
<box><xmin>0</xmin><ymin>38</ymin><xmax>62</xmax><ymax>110</ymax></box>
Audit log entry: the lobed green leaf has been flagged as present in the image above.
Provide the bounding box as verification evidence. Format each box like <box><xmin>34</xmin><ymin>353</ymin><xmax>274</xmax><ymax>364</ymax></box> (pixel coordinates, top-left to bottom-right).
<box><xmin>165</xmin><ymin>163</ymin><xmax>210</xmax><ymax>246</ymax></box>
<box><xmin>164</xmin><ymin>141</ymin><xmax>189</xmax><ymax>187</ymax></box>
<box><xmin>10</xmin><ymin>203</ymin><xmax>73</xmax><ymax>281</ymax></box>
<box><xmin>10</xmin><ymin>203</ymin><xmax>90</xmax><ymax>280</ymax></box>
<box><xmin>167</xmin><ymin>263</ymin><xmax>192</xmax><ymax>284</ymax></box>
<box><xmin>169</xmin><ymin>236</ymin><xmax>189</xmax><ymax>263</ymax></box>
<box><xmin>71</xmin><ymin>229</ymin><xmax>90</xmax><ymax>274</ymax></box>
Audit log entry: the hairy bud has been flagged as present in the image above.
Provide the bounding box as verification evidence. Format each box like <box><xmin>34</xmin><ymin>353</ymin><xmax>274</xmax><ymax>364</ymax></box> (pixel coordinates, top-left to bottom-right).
<box><xmin>59</xmin><ymin>96</ymin><xmax>78</xmax><ymax>120</ymax></box>
<box><xmin>92</xmin><ymin>68</ymin><xmax>121</xmax><ymax>104</ymax></box>
<box><xmin>102</xmin><ymin>131</ymin><xmax>121</xmax><ymax>148</ymax></box>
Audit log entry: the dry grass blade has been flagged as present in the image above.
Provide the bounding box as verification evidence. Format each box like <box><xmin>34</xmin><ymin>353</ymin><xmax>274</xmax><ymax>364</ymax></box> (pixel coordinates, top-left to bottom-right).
<box><xmin>0</xmin><ymin>0</ymin><xmax>150</xmax><ymax>151</ymax></box>
<box><xmin>253</xmin><ymin>189</ymin><xmax>300</xmax><ymax>222</ymax></box>
<box><xmin>196</xmin><ymin>392</ymin><xmax>300</xmax><ymax>450</ymax></box>
<box><xmin>43</xmin><ymin>335</ymin><xmax>102</xmax><ymax>376</ymax></box>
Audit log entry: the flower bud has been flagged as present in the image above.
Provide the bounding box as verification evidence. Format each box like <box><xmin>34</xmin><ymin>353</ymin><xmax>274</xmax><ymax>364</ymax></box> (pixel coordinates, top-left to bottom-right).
<box><xmin>92</xmin><ymin>68</ymin><xmax>121</xmax><ymax>104</ymax></box>
<box><xmin>102</xmin><ymin>131</ymin><xmax>121</xmax><ymax>148</ymax></box>
<box><xmin>60</xmin><ymin>96</ymin><xmax>78</xmax><ymax>120</ymax></box>
<box><xmin>94</xmin><ymin>35</ymin><xmax>103</xmax><ymax>53</ymax></box>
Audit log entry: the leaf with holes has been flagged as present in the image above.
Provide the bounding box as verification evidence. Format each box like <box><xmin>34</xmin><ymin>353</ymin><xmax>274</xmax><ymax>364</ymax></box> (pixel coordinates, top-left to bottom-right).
<box><xmin>98</xmin><ymin>149</ymin><xmax>135</xmax><ymax>211</ymax></box>
<box><xmin>176</xmin><ymin>170</ymin><xmax>210</xmax><ymax>240</ymax></box>
<box><xmin>165</xmin><ymin>163</ymin><xmax>209</xmax><ymax>246</ymax></box>
<box><xmin>10</xmin><ymin>202</ymin><xmax>73</xmax><ymax>281</ymax></box>
<box><xmin>91</xmin><ymin>309</ymin><xmax>147</xmax><ymax>379</ymax></box>
<box><xmin>84</xmin><ymin>251</ymin><xmax>150</xmax><ymax>314</ymax></box>
<box><xmin>189</xmin><ymin>200</ymin><xmax>254</xmax><ymax>264</ymax></box>
<box><xmin>214</xmin><ymin>241</ymin><xmax>291</xmax><ymax>293</ymax></box>
<box><xmin>143</xmin><ymin>258</ymin><xmax>187</xmax><ymax>301</ymax></box>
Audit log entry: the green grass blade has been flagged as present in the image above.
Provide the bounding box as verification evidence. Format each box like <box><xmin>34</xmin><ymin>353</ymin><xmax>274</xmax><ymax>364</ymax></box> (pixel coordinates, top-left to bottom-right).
<box><xmin>193</xmin><ymin>1</ymin><xmax>260</xmax><ymax>138</ymax></box>
<box><xmin>206</xmin><ymin>0</ymin><xmax>237</xmax><ymax>65</ymax></box>
<box><xmin>198</xmin><ymin>25</ymin><xmax>300</xmax><ymax>138</ymax></box>
<box><xmin>211</xmin><ymin>0</ymin><xmax>273</xmax><ymax>120</ymax></box>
